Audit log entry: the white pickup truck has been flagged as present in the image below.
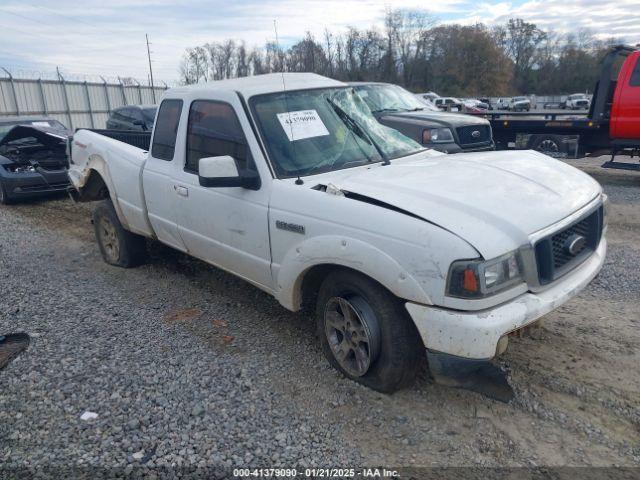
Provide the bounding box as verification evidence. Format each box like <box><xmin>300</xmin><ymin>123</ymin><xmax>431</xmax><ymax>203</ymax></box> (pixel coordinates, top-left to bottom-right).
<box><xmin>68</xmin><ymin>73</ymin><xmax>607</xmax><ymax>393</ymax></box>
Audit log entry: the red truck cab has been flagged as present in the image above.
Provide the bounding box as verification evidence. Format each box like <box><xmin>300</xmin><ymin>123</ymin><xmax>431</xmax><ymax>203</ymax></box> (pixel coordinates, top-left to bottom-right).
<box><xmin>610</xmin><ymin>50</ymin><xmax>640</xmax><ymax>140</ymax></box>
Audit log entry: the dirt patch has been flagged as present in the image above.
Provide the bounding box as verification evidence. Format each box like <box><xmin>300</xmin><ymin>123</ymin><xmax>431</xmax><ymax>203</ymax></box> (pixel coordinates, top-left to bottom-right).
<box><xmin>163</xmin><ymin>308</ymin><xmax>203</xmax><ymax>323</ymax></box>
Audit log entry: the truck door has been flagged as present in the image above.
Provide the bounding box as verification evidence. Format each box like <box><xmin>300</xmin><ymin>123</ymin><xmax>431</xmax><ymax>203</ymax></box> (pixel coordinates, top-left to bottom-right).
<box><xmin>169</xmin><ymin>94</ymin><xmax>273</xmax><ymax>290</ymax></box>
<box><xmin>142</xmin><ymin>98</ymin><xmax>187</xmax><ymax>251</ymax></box>
<box><xmin>611</xmin><ymin>51</ymin><xmax>640</xmax><ymax>140</ymax></box>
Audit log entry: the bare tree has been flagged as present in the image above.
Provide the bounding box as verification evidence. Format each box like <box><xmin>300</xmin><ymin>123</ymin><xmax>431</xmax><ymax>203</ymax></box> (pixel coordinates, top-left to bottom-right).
<box><xmin>177</xmin><ymin>10</ymin><xmax>616</xmax><ymax>96</ymax></box>
<box><xmin>503</xmin><ymin>18</ymin><xmax>547</xmax><ymax>90</ymax></box>
<box><xmin>384</xmin><ymin>9</ymin><xmax>435</xmax><ymax>87</ymax></box>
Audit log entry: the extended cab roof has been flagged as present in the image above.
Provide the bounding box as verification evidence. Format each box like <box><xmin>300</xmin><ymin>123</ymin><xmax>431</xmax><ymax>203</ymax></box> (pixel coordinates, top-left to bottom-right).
<box><xmin>167</xmin><ymin>73</ymin><xmax>345</xmax><ymax>99</ymax></box>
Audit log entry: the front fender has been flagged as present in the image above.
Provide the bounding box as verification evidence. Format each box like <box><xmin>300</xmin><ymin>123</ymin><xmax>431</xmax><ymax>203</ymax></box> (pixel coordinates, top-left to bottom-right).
<box><xmin>274</xmin><ymin>235</ymin><xmax>433</xmax><ymax>311</ymax></box>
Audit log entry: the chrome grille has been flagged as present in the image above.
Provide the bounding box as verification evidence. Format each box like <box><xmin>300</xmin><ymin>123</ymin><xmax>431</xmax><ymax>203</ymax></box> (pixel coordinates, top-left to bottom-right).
<box><xmin>551</xmin><ymin>217</ymin><xmax>591</xmax><ymax>270</ymax></box>
<box><xmin>534</xmin><ymin>206</ymin><xmax>603</xmax><ymax>284</ymax></box>
<box><xmin>456</xmin><ymin>125</ymin><xmax>492</xmax><ymax>147</ymax></box>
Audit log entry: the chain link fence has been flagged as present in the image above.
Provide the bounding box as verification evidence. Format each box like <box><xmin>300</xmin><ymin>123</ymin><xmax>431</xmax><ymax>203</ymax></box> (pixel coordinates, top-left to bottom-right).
<box><xmin>0</xmin><ymin>69</ymin><xmax>170</xmax><ymax>130</ymax></box>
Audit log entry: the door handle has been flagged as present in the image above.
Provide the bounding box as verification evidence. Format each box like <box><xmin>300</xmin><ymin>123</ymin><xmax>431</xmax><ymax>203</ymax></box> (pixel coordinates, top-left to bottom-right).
<box><xmin>174</xmin><ymin>185</ymin><xmax>189</xmax><ymax>197</ymax></box>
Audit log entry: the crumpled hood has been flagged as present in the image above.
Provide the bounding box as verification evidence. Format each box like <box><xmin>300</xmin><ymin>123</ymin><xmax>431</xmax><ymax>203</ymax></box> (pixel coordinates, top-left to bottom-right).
<box><xmin>0</xmin><ymin>125</ymin><xmax>70</xmax><ymax>169</ymax></box>
<box><xmin>323</xmin><ymin>150</ymin><xmax>601</xmax><ymax>259</ymax></box>
<box><xmin>0</xmin><ymin>124</ymin><xmax>70</xmax><ymax>148</ymax></box>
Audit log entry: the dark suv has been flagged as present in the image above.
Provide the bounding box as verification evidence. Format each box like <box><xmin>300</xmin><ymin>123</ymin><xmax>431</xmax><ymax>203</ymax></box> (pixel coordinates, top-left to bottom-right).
<box><xmin>106</xmin><ymin>105</ymin><xmax>157</xmax><ymax>131</ymax></box>
<box><xmin>350</xmin><ymin>83</ymin><xmax>494</xmax><ymax>154</ymax></box>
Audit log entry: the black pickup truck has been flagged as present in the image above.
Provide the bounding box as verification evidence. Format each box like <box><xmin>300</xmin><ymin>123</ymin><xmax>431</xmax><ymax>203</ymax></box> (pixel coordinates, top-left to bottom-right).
<box><xmin>350</xmin><ymin>82</ymin><xmax>494</xmax><ymax>153</ymax></box>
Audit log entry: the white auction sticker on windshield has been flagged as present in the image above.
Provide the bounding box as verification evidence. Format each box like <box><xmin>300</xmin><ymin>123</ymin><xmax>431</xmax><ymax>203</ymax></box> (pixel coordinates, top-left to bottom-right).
<box><xmin>277</xmin><ymin>109</ymin><xmax>330</xmax><ymax>142</ymax></box>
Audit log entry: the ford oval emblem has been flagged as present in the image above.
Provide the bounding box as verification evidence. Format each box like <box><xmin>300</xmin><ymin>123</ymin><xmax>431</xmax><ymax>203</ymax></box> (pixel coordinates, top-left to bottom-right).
<box><xmin>471</xmin><ymin>130</ymin><xmax>481</xmax><ymax>138</ymax></box>
<box><xmin>564</xmin><ymin>234</ymin><xmax>586</xmax><ymax>256</ymax></box>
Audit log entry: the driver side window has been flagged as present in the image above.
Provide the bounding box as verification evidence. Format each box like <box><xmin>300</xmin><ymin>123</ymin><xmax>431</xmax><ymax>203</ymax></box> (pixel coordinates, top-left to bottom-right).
<box><xmin>185</xmin><ymin>100</ymin><xmax>253</xmax><ymax>174</ymax></box>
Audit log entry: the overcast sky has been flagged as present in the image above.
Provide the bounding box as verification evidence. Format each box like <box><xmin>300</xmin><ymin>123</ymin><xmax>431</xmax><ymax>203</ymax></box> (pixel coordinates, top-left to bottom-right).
<box><xmin>0</xmin><ymin>0</ymin><xmax>638</xmax><ymax>83</ymax></box>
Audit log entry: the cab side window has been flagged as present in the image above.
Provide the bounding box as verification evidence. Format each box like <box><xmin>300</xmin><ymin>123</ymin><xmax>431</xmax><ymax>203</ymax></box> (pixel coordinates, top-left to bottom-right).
<box><xmin>185</xmin><ymin>100</ymin><xmax>251</xmax><ymax>174</ymax></box>
<box><xmin>630</xmin><ymin>58</ymin><xmax>640</xmax><ymax>87</ymax></box>
<box><xmin>151</xmin><ymin>99</ymin><xmax>183</xmax><ymax>161</ymax></box>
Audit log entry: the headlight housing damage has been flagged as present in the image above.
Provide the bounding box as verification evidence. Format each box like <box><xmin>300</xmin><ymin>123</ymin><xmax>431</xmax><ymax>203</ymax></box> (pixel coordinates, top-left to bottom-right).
<box><xmin>447</xmin><ymin>251</ymin><xmax>523</xmax><ymax>299</ymax></box>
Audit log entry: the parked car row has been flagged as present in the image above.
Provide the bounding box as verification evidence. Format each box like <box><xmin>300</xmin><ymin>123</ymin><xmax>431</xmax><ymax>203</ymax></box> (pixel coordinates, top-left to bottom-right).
<box><xmin>417</xmin><ymin>92</ymin><xmax>491</xmax><ymax>113</ymax></box>
<box><xmin>421</xmin><ymin>94</ymin><xmax>591</xmax><ymax>113</ymax></box>
<box><xmin>494</xmin><ymin>96</ymin><xmax>531</xmax><ymax>111</ymax></box>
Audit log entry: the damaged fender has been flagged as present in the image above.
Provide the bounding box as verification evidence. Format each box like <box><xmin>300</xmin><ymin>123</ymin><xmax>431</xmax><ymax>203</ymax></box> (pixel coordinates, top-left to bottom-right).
<box><xmin>275</xmin><ymin>235</ymin><xmax>434</xmax><ymax>311</ymax></box>
<box><xmin>69</xmin><ymin>130</ymin><xmax>154</xmax><ymax>237</ymax></box>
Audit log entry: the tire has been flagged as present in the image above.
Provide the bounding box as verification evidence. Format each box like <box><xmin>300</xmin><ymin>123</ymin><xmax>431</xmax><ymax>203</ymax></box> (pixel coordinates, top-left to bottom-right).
<box><xmin>529</xmin><ymin>135</ymin><xmax>564</xmax><ymax>157</ymax></box>
<box><xmin>316</xmin><ymin>269</ymin><xmax>423</xmax><ymax>393</ymax></box>
<box><xmin>92</xmin><ymin>200</ymin><xmax>147</xmax><ymax>267</ymax></box>
<box><xmin>0</xmin><ymin>179</ymin><xmax>13</xmax><ymax>205</ymax></box>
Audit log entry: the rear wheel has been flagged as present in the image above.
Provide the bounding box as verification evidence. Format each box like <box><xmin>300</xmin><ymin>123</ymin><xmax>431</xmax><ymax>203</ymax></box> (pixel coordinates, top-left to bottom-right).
<box><xmin>92</xmin><ymin>200</ymin><xmax>147</xmax><ymax>267</ymax></box>
<box><xmin>529</xmin><ymin>135</ymin><xmax>564</xmax><ymax>158</ymax></box>
<box><xmin>316</xmin><ymin>269</ymin><xmax>423</xmax><ymax>393</ymax></box>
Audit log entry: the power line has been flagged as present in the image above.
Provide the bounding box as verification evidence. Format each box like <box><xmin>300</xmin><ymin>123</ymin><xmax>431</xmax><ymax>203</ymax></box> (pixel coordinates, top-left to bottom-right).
<box><xmin>18</xmin><ymin>1</ymin><xmax>148</xmax><ymax>39</ymax></box>
<box><xmin>0</xmin><ymin>9</ymin><xmax>147</xmax><ymax>59</ymax></box>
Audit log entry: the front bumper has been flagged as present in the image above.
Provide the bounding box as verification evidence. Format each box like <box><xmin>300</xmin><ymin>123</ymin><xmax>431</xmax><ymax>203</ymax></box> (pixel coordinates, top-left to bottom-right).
<box><xmin>1</xmin><ymin>168</ymin><xmax>70</xmax><ymax>200</ymax></box>
<box><xmin>405</xmin><ymin>238</ymin><xmax>606</xmax><ymax>360</ymax></box>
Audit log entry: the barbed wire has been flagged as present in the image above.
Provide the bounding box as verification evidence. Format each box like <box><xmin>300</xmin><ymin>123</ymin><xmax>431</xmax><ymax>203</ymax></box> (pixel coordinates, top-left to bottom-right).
<box><xmin>0</xmin><ymin>65</ymin><xmax>179</xmax><ymax>86</ymax></box>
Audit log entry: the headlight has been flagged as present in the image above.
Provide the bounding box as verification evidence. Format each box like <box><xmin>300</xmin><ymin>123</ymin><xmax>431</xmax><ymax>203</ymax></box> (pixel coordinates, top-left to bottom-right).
<box><xmin>422</xmin><ymin>128</ymin><xmax>454</xmax><ymax>144</ymax></box>
<box><xmin>446</xmin><ymin>251</ymin><xmax>523</xmax><ymax>299</ymax></box>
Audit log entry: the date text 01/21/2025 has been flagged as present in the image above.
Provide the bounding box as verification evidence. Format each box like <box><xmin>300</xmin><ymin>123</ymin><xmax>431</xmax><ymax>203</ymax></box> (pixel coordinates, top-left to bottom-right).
<box><xmin>232</xmin><ymin>468</ymin><xmax>399</xmax><ymax>478</ymax></box>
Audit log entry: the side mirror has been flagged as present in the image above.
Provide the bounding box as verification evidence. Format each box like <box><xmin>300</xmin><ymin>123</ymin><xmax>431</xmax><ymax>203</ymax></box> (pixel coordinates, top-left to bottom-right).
<box><xmin>198</xmin><ymin>155</ymin><xmax>260</xmax><ymax>190</ymax></box>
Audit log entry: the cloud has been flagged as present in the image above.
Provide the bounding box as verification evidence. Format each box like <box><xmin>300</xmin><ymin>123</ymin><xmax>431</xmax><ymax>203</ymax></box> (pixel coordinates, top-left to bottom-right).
<box><xmin>0</xmin><ymin>0</ymin><xmax>638</xmax><ymax>82</ymax></box>
<box><xmin>457</xmin><ymin>0</ymin><xmax>640</xmax><ymax>41</ymax></box>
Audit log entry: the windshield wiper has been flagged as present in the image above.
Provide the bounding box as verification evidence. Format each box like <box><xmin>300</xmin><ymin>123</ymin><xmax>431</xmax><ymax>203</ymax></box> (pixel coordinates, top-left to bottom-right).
<box><xmin>371</xmin><ymin>108</ymin><xmax>400</xmax><ymax>114</ymax></box>
<box><xmin>326</xmin><ymin>97</ymin><xmax>390</xmax><ymax>165</ymax></box>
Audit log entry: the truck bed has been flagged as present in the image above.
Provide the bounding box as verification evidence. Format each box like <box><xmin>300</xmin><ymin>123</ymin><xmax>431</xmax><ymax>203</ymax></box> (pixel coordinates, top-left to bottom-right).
<box><xmin>78</xmin><ymin>129</ymin><xmax>151</xmax><ymax>151</ymax></box>
<box><xmin>68</xmin><ymin>129</ymin><xmax>153</xmax><ymax>237</ymax></box>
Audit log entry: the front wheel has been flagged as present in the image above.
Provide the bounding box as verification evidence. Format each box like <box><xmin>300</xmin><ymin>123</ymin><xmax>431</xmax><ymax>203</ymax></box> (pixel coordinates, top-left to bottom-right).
<box><xmin>92</xmin><ymin>200</ymin><xmax>147</xmax><ymax>267</ymax></box>
<box><xmin>316</xmin><ymin>269</ymin><xmax>423</xmax><ymax>393</ymax></box>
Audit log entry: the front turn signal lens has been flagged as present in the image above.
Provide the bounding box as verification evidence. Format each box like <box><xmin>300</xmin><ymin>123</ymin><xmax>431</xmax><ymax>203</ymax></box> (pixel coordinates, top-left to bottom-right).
<box><xmin>463</xmin><ymin>268</ymin><xmax>479</xmax><ymax>292</ymax></box>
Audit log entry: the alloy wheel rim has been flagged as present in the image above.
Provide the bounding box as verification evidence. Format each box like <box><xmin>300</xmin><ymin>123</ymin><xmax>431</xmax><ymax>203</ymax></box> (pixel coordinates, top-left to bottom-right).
<box><xmin>99</xmin><ymin>217</ymin><xmax>120</xmax><ymax>262</ymax></box>
<box><xmin>538</xmin><ymin>139</ymin><xmax>559</xmax><ymax>154</ymax></box>
<box><xmin>324</xmin><ymin>296</ymin><xmax>379</xmax><ymax>378</ymax></box>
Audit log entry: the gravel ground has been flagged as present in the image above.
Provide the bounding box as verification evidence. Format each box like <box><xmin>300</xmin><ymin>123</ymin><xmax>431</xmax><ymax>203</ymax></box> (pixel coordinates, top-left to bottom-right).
<box><xmin>0</xmin><ymin>158</ymin><xmax>639</xmax><ymax>477</ymax></box>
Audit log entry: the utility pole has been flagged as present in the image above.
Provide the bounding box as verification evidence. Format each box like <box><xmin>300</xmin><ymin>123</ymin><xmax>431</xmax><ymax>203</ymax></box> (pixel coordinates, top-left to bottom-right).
<box><xmin>146</xmin><ymin>34</ymin><xmax>156</xmax><ymax>103</ymax></box>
